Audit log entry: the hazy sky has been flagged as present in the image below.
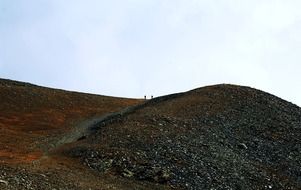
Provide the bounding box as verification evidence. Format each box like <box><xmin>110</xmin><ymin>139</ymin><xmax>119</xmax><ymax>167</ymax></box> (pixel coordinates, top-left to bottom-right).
<box><xmin>1</xmin><ymin>1</ymin><xmax>301</xmax><ymax>106</ymax></box>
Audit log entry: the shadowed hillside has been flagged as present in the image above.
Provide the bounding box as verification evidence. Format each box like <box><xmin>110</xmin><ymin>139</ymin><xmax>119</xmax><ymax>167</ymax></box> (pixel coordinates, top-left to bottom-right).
<box><xmin>1</xmin><ymin>79</ymin><xmax>300</xmax><ymax>189</ymax></box>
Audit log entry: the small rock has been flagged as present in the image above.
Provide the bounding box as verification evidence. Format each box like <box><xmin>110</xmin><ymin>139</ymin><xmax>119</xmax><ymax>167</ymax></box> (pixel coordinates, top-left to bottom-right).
<box><xmin>40</xmin><ymin>174</ymin><xmax>47</xmax><ymax>178</ymax></box>
<box><xmin>122</xmin><ymin>169</ymin><xmax>134</xmax><ymax>178</ymax></box>
<box><xmin>238</xmin><ymin>143</ymin><xmax>248</xmax><ymax>150</ymax></box>
<box><xmin>0</xmin><ymin>179</ymin><xmax>8</xmax><ymax>185</ymax></box>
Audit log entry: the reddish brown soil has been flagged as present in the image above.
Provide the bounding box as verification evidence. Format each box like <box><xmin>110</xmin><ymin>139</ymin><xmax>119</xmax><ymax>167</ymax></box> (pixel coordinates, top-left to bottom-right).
<box><xmin>0</xmin><ymin>79</ymin><xmax>141</xmax><ymax>165</ymax></box>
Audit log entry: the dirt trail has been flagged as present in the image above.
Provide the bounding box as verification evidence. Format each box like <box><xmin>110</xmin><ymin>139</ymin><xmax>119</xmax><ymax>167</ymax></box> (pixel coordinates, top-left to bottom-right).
<box><xmin>51</xmin><ymin>92</ymin><xmax>186</xmax><ymax>152</ymax></box>
<box><xmin>50</xmin><ymin>103</ymin><xmax>145</xmax><ymax>150</ymax></box>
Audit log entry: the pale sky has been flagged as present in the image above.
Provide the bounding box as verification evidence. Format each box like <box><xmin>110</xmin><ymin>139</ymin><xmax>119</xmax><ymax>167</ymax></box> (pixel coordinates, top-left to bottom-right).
<box><xmin>1</xmin><ymin>0</ymin><xmax>301</xmax><ymax>106</ymax></box>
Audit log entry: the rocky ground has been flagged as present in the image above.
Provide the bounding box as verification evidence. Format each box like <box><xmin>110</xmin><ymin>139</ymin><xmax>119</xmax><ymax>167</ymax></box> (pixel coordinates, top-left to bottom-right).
<box><xmin>0</xmin><ymin>164</ymin><xmax>77</xmax><ymax>190</ymax></box>
<box><xmin>1</xmin><ymin>79</ymin><xmax>300</xmax><ymax>189</ymax></box>
<box><xmin>63</xmin><ymin>85</ymin><xmax>301</xmax><ymax>189</ymax></box>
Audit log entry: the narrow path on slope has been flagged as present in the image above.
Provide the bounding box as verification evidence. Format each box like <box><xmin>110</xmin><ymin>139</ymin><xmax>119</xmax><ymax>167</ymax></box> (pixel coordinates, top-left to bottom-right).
<box><xmin>49</xmin><ymin>104</ymin><xmax>145</xmax><ymax>151</ymax></box>
<box><xmin>49</xmin><ymin>92</ymin><xmax>185</xmax><ymax>152</ymax></box>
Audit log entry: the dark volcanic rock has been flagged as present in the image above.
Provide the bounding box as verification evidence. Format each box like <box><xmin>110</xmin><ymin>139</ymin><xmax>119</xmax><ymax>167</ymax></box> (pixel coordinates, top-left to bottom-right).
<box><xmin>0</xmin><ymin>165</ymin><xmax>78</xmax><ymax>190</ymax></box>
<box><xmin>66</xmin><ymin>84</ymin><xmax>301</xmax><ymax>189</ymax></box>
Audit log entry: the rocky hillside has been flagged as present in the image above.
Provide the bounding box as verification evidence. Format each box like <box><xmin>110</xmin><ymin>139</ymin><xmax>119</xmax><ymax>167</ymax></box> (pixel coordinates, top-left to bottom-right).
<box><xmin>0</xmin><ymin>79</ymin><xmax>300</xmax><ymax>189</ymax></box>
<box><xmin>63</xmin><ymin>84</ymin><xmax>301</xmax><ymax>189</ymax></box>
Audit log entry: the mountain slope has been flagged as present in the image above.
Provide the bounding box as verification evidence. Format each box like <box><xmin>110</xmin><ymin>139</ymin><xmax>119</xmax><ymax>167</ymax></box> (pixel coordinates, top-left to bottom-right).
<box><xmin>1</xmin><ymin>80</ymin><xmax>300</xmax><ymax>189</ymax></box>
<box><xmin>0</xmin><ymin>78</ymin><xmax>141</xmax><ymax>164</ymax></box>
<box><xmin>62</xmin><ymin>84</ymin><xmax>301</xmax><ymax>189</ymax></box>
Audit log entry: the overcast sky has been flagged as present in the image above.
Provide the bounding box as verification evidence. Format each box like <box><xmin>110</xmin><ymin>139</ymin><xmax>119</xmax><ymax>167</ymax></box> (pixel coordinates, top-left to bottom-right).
<box><xmin>1</xmin><ymin>0</ymin><xmax>301</xmax><ymax>106</ymax></box>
